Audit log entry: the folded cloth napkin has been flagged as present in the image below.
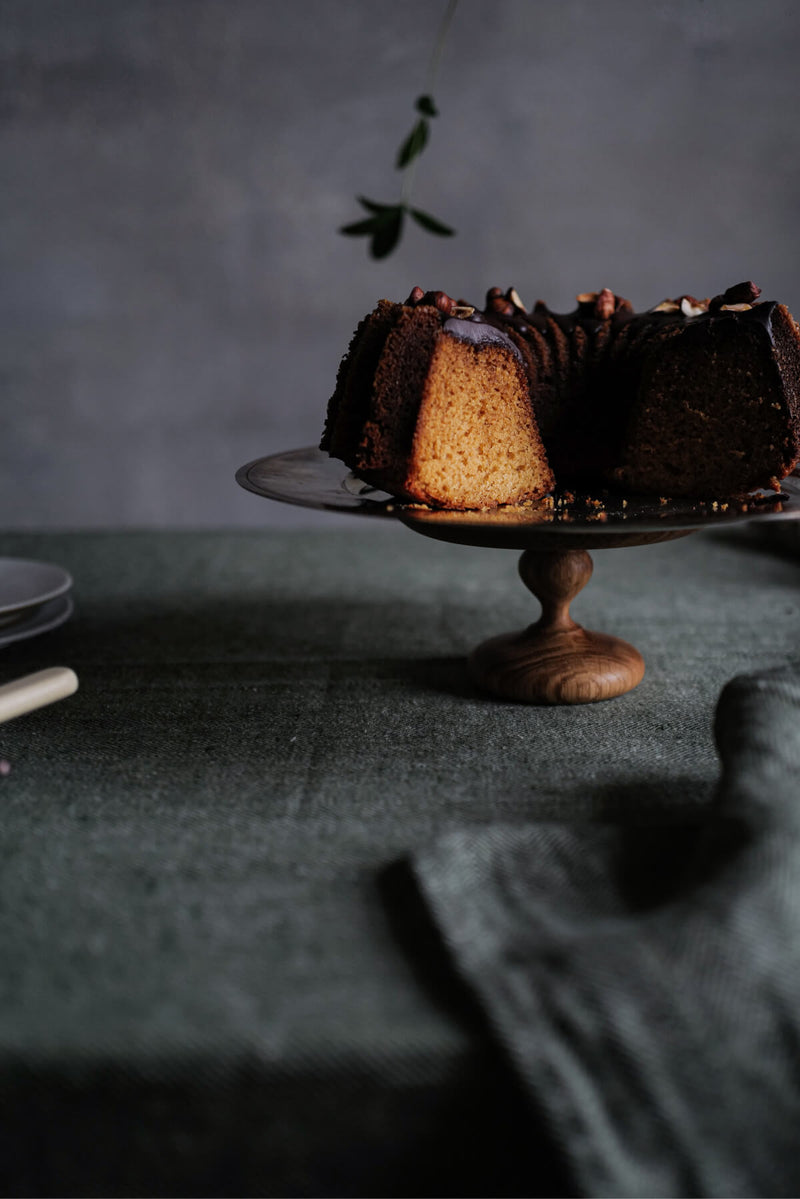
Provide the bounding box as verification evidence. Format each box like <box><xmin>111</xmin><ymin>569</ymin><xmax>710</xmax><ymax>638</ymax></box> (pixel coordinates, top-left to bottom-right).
<box><xmin>412</xmin><ymin>667</ymin><xmax>800</xmax><ymax>1199</ymax></box>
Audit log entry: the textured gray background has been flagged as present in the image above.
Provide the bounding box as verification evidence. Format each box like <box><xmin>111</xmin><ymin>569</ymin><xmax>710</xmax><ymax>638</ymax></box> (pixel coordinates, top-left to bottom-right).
<box><xmin>2</xmin><ymin>0</ymin><xmax>799</xmax><ymax>528</ymax></box>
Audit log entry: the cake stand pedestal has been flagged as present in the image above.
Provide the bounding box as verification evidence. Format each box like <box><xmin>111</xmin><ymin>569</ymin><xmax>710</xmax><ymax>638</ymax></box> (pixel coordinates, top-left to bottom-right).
<box><xmin>467</xmin><ymin>547</ymin><xmax>643</xmax><ymax>703</ymax></box>
<box><xmin>396</xmin><ymin>510</ymin><xmax>693</xmax><ymax>704</ymax></box>
<box><xmin>236</xmin><ymin>447</ymin><xmax>800</xmax><ymax>706</ymax></box>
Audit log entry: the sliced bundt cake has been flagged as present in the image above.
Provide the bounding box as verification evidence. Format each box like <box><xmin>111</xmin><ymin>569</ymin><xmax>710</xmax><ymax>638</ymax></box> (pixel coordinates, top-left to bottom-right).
<box><xmin>322</xmin><ymin>281</ymin><xmax>800</xmax><ymax>507</ymax></box>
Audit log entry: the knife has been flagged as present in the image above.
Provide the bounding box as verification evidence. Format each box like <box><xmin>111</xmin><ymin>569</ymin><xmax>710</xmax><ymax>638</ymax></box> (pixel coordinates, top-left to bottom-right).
<box><xmin>0</xmin><ymin>667</ymin><xmax>78</xmax><ymax>724</ymax></box>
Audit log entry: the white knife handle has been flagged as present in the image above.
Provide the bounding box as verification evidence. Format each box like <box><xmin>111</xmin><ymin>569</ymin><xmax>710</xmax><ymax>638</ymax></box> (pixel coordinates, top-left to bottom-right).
<box><xmin>0</xmin><ymin>667</ymin><xmax>78</xmax><ymax>723</ymax></box>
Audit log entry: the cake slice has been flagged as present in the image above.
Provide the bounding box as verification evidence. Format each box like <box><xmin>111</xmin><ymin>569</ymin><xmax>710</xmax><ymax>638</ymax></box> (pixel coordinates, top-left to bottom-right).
<box><xmin>321</xmin><ymin>288</ymin><xmax>554</xmax><ymax>509</ymax></box>
<box><xmin>615</xmin><ymin>284</ymin><xmax>800</xmax><ymax>497</ymax></box>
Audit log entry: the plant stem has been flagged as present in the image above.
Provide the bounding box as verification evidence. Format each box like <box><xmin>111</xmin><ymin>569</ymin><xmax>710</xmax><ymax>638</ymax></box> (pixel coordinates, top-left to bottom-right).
<box><xmin>400</xmin><ymin>0</ymin><xmax>459</xmax><ymax>207</ymax></box>
<box><xmin>427</xmin><ymin>0</ymin><xmax>459</xmax><ymax>94</ymax></box>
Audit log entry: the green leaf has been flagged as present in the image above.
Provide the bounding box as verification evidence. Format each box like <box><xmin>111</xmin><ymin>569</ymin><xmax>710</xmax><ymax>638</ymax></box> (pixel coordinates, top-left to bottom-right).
<box><xmin>409</xmin><ymin>207</ymin><xmax>455</xmax><ymax>236</ymax></box>
<box><xmin>370</xmin><ymin>208</ymin><xmax>404</xmax><ymax>259</ymax></box>
<box><xmin>340</xmin><ymin>215</ymin><xmax>381</xmax><ymax>237</ymax></box>
<box><xmin>415</xmin><ymin>94</ymin><xmax>438</xmax><ymax>117</ymax></box>
<box><xmin>396</xmin><ymin>118</ymin><xmax>429</xmax><ymax>169</ymax></box>
<box><xmin>341</xmin><ymin>205</ymin><xmax>407</xmax><ymax>256</ymax></box>
<box><xmin>357</xmin><ymin>196</ymin><xmax>393</xmax><ymax>214</ymax></box>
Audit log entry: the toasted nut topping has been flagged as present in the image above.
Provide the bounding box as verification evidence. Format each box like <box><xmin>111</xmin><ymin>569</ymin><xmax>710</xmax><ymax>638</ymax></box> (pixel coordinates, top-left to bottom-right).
<box><xmin>450</xmin><ymin>305</ymin><xmax>475</xmax><ymax>318</ymax></box>
<box><xmin>680</xmin><ymin>297</ymin><xmax>707</xmax><ymax>318</ymax></box>
<box><xmin>576</xmin><ymin>289</ymin><xmax>616</xmax><ymax>318</ymax></box>
<box><xmin>595</xmin><ymin>288</ymin><xmax>616</xmax><ymax>318</ymax></box>
<box><xmin>508</xmin><ymin>288</ymin><xmax>526</xmax><ymax>311</ymax></box>
<box><xmin>709</xmin><ymin>282</ymin><xmax>761</xmax><ymax>312</ymax></box>
<box><xmin>720</xmin><ymin>302</ymin><xmax>753</xmax><ymax>312</ymax></box>
<box><xmin>721</xmin><ymin>281</ymin><xmax>761</xmax><ymax>305</ymax></box>
<box><xmin>652</xmin><ymin>299</ymin><xmax>681</xmax><ymax>313</ymax></box>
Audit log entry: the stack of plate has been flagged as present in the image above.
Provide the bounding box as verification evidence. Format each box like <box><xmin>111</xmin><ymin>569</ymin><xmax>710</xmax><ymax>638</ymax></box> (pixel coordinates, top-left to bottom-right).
<box><xmin>0</xmin><ymin>558</ymin><xmax>73</xmax><ymax>648</ymax></box>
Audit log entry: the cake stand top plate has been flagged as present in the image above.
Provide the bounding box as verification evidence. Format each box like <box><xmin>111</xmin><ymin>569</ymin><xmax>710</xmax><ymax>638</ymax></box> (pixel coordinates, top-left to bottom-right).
<box><xmin>236</xmin><ymin>447</ymin><xmax>800</xmax><ymax>551</ymax></box>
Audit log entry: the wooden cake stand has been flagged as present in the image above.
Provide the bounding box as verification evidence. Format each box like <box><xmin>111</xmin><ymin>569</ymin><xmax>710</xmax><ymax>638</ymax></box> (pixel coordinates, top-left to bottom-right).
<box><xmin>472</xmin><ymin>547</ymin><xmax>646</xmax><ymax>703</ymax></box>
<box><xmin>396</xmin><ymin>507</ymin><xmax>690</xmax><ymax>704</ymax></box>
<box><xmin>237</xmin><ymin>447</ymin><xmax>800</xmax><ymax>706</ymax></box>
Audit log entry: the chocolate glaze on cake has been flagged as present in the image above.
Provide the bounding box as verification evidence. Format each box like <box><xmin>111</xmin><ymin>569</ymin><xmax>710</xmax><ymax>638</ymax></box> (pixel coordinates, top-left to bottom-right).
<box><xmin>442</xmin><ymin>315</ymin><xmax>523</xmax><ymax>357</ymax></box>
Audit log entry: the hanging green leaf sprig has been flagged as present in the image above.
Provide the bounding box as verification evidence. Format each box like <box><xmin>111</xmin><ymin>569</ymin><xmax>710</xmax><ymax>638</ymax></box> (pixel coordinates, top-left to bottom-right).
<box><xmin>340</xmin><ymin>95</ymin><xmax>454</xmax><ymax>260</ymax></box>
<box><xmin>339</xmin><ymin>1</ymin><xmax>459</xmax><ymax>260</ymax></box>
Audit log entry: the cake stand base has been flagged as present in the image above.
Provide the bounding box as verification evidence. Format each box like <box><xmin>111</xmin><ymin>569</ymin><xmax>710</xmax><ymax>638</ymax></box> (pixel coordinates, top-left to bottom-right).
<box><xmin>468</xmin><ymin>548</ymin><xmax>644</xmax><ymax>704</ymax></box>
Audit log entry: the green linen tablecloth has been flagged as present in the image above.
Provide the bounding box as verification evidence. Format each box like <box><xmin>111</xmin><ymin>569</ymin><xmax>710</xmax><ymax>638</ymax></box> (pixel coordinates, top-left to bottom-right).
<box><xmin>0</xmin><ymin>523</ymin><xmax>797</xmax><ymax>1197</ymax></box>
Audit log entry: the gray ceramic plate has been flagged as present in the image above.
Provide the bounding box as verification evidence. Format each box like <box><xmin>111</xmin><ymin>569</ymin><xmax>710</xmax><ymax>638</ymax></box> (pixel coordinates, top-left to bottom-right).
<box><xmin>0</xmin><ymin>558</ymin><xmax>73</xmax><ymax>621</ymax></box>
<box><xmin>0</xmin><ymin>594</ymin><xmax>74</xmax><ymax>648</ymax></box>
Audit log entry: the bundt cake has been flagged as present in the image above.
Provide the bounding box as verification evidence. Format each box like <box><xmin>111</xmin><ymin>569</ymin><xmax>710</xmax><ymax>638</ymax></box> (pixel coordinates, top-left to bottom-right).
<box><xmin>321</xmin><ymin>281</ymin><xmax>800</xmax><ymax>508</ymax></box>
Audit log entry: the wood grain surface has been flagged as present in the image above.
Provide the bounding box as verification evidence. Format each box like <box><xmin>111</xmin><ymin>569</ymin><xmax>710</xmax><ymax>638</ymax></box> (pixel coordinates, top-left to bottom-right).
<box><xmin>469</xmin><ymin>548</ymin><xmax>645</xmax><ymax>704</ymax></box>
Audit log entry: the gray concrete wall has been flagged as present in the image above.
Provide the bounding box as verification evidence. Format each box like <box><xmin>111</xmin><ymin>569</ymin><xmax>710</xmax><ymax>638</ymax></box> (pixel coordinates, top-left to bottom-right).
<box><xmin>2</xmin><ymin>0</ymin><xmax>799</xmax><ymax>527</ymax></box>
